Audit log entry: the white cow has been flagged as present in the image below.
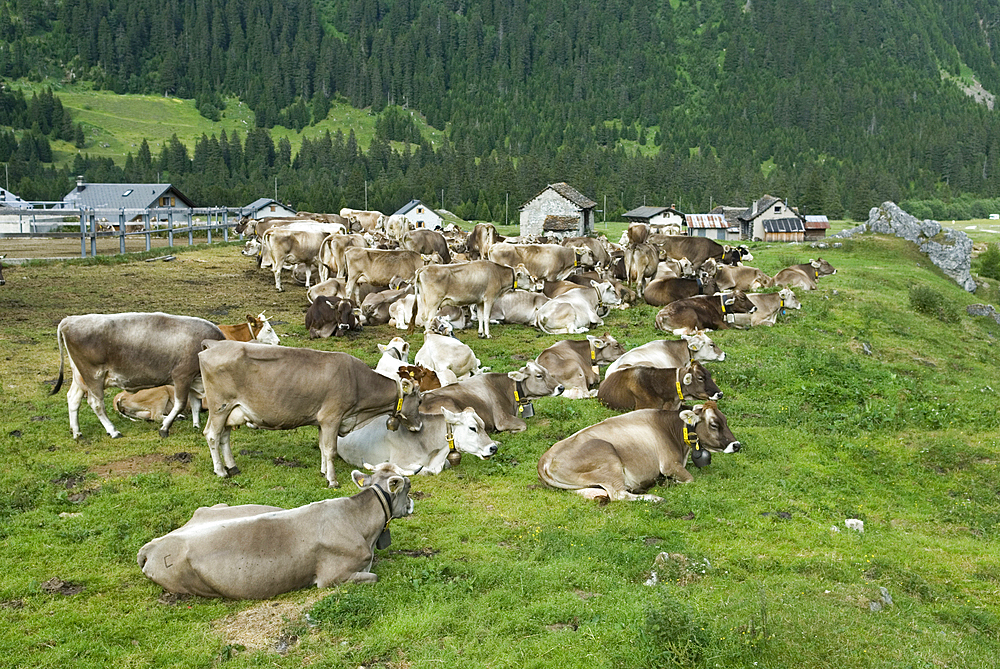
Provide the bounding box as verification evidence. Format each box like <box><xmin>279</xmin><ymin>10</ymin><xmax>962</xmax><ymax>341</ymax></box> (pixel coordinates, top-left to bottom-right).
<box><xmin>414</xmin><ymin>333</ymin><xmax>487</xmax><ymax>386</ymax></box>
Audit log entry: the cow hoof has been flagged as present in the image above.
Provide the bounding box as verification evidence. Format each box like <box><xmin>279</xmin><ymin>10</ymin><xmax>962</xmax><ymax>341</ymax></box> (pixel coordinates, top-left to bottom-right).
<box><xmin>327</xmin><ymin>480</ymin><xmax>340</xmax><ymax>489</ymax></box>
<box><xmin>110</xmin><ymin>432</ymin><xmax>124</xmax><ymax>439</ymax></box>
<box><xmin>225</xmin><ymin>466</ymin><xmax>241</xmax><ymax>477</ymax></box>
<box><xmin>158</xmin><ymin>428</ymin><xmax>170</xmax><ymax>438</ymax></box>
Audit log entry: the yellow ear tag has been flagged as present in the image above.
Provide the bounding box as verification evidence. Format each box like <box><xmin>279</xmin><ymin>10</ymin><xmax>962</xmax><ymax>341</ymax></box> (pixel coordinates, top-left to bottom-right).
<box><xmin>675</xmin><ymin>380</ymin><xmax>684</xmax><ymax>400</ymax></box>
<box><xmin>395</xmin><ymin>398</ymin><xmax>404</xmax><ymax>412</ymax></box>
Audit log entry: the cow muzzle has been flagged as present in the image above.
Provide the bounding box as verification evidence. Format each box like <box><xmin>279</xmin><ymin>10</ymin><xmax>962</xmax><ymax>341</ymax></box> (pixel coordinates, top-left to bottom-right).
<box><xmin>724</xmin><ymin>441</ymin><xmax>741</xmax><ymax>453</ymax></box>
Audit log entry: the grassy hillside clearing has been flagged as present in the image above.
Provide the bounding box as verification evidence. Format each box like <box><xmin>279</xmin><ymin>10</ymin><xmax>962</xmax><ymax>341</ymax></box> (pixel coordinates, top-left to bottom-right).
<box><xmin>0</xmin><ymin>232</ymin><xmax>998</xmax><ymax>668</ymax></box>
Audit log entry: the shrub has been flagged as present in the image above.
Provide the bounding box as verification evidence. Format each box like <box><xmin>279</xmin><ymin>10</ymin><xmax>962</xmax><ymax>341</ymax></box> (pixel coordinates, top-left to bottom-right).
<box><xmin>908</xmin><ymin>285</ymin><xmax>960</xmax><ymax>323</ymax></box>
<box><xmin>977</xmin><ymin>243</ymin><xmax>1000</xmax><ymax>281</ymax></box>
<box><xmin>638</xmin><ymin>590</ymin><xmax>712</xmax><ymax>668</ymax></box>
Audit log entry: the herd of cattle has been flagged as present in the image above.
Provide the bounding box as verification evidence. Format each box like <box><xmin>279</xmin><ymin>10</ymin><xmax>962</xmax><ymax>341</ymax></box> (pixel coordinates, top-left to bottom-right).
<box><xmin>46</xmin><ymin>209</ymin><xmax>839</xmax><ymax>599</ymax></box>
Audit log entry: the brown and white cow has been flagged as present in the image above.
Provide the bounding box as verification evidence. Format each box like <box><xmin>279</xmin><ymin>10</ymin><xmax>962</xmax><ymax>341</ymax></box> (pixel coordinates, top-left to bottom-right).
<box><xmin>597</xmin><ymin>361</ymin><xmax>722</xmax><ymax>411</ymax></box>
<box><xmin>217</xmin><ymin>312</ymin><xmax>280</xmax><ymax>345</ymax></box>
<box><xmin>537</xmin><ymin>401</ymin><xmax>741</xmax><ymax>502</ymax></box>
<box><xmin>605</xmin><ymin>331</ymin><xmax>725</xmax><ymax>377</ymax></box>
<box><xmin>488</xmin><ymin>242</ymin><xmax>596</xmax><ymax>282</ymax></box>
<box><xmin>714</xmin><ymin>265</ymin><xmax>773</xmax><ymax>292</ymax></box>
<box><xmin>199</xmin><ymin>342</ymin><xmax>423</xmax><ymax>487</ymax></box>
<box><xmin>338</xmin><ymin>408</ymin><xmax>498</xmax><ymax>475</ymax></box>
<box><xmin>419</xmin><ymin>362</ymin><xmax>564</xmax><ymax>433</ymax></box>
<box><xmin>138</xmin><ymin>463</ymin><xmax>414</xmax><ymax>598</ymax></box>
<box><xmin>655</xmin><ymin>291</ymin><xmax>757</xmax><ymax>335</ymax></box>
<box><xmin>318</xmin><ymin>233</ymin><xmax>368</xmax><ymax>281</ymax></box>
<box><xmin>51</xmin><ymin>312</ymin><xmax>225</xmax><ymax>439</ymax></box>
<box><xmin>773</xmin><ymin>258</ymin><xmax>837</xmax><ymax>291</ymax></box>
<box><xmin>535</xmin><ymin>334</ymin><xmax>625</xmax><ymax>400</ymax></box>
<box><xmin>408</xmin><ymin>260</ymin><xmax>536</xmax><ymax>338</ymax></box>
<box><xmin>344</xmin><ymin>247</ymin><xmax>425</xmax><ymax>304</ymax></box>
<box><xmin>305</xmin><ymin>296</ymin><xmax>361</xmax><ymax>338</ymax></box>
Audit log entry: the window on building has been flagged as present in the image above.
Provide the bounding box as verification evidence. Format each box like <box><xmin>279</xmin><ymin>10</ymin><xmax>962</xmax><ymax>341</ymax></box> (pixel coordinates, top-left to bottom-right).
<box><xmin>122</xmin><ymin>189</ymin><xmax>133</xmax><ymax>197</ymax></box>
<box><xmin>774</xmin><ymin>205</ymin><xmax>782</xmax><ymax>214</ymax></box>
<box><xmin>270</xmin><ymin>205</ymin><xmax>276</xmax><ymax>212</ymax></box>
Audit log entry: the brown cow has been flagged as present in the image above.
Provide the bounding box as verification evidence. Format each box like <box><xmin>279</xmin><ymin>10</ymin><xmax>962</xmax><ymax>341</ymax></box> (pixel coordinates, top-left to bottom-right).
<box><xmin>113</xmin><ymin>385</ymin><xmax>194</xmax><ymax>423</ymax></box>
<box><xmin>344</xmin><ymin>247</ymin><xmax>425</xmax><ymax>304</ymax></box>
<box><xmin>654</xmin><ymin>291</ymin><xmax>757</xmax><ymax>335</ymax></box>
<box><xmin>654</xmin><ymin>236</ymin><xmax>747</xmax><ymax>268</ymax></box>
<box><xmin>198</xmin><ymin>342</ymin><xmax>423</xmax><ymax>487</ymax></box>
<box><xmin>305</xmin><ymin>296</ymin><xmax>361</xmax><ymax>338</ymax></box>
<box><xmin>535</xmin><ymin>334</ymin><xmax>625</xmax><ymax>400</ymax></box>
<box><xmin>537</xmin><ymin>401</ymin><xmax>741</xmax><ymax>501</ymax></box>
<box><xmin>467</xmin><ymin>222</ymin><xmax>502</xmax><ymax>260</ymax></box>
<box><xmin>773</xmin><ymin>258</ymin><xmax>837</xmax><ymax>291</ymax></box>
<box><xmin>419</xmin><ymin>362</ymin><xmax>564</xmax><ymax>433</ymax></box>
<box><xmin>597</xmin><ymin>361</ymin><xmax>722</xmax><ymax>411</ymax></box>
<box><xmin>642</xmin><ymin>270</ymin><xmax>719</xmax><ymax>307</ymax></box>
<box><xmin>605</xmin><ymin>331</ymin><xmax>726</xmax><ymax>377</ymax></box>
<box><xmin>217</xmin><ymin>312</ymin><xmax>280</xmax><ymax>345</ymax></box>
<box><xmin>51</xmin><ymin>312</ymin><xmax>225</xmax><ymax>438</ymax></box>
<box><xmin>318</xmin><ymin>233</ymin><xmax>368</xmax><ymax>281</ymax></box>
<box><xmin>488</xmin><ymin>243</ymin><xmax>596</xmax><ymax>282</ymax></box>
<box><xmin>714</xmin><ymin>265</ymin><xmax>773</xmax><ymax>292</ymax></box>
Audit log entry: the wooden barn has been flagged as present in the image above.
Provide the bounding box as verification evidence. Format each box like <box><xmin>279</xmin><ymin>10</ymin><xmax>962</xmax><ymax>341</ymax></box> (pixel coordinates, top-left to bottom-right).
<box><xmin>804</xmin><ymin>215</ymin><xmax>831</xmax><ymax>241</ymax></box>
<box><xmin>519</xmin><ymin>182</ymin><xmax>596</xmax><ymax>238</ymax></box>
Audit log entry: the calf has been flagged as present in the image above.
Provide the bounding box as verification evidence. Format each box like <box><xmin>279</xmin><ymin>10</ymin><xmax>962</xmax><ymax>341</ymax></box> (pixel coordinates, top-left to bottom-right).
<box><xmin>338</xmin><ymin>408</ymin><xmax>498</xmax><ymax>475</ymax></box>
<box><xmin>138</xmin><ymin>463</ymin><xmax>413</xmax><ymax>598</ymax></box>
<box><xmin>605</xmin><ymin>331</ymin><xmax>726</xmax><ymax>377</ymax></box>
<box><xmin>535</xmin><ymin>334</ymin><xmax>625</xmax><ymax>400</ymax></box>
<box><xmin>537</xmin><ymin>401</ymin><xmax>740</xmax><ymax>502</ymax></box>
<box><xmin>113</xmin><ymin>385</ymin><xmax>194</xmax><ymax>423</ymax></box>
<box><xmin>597</xmin><ymin>361</ymin><xmax>722</xmax><ymax>411</ymax></box>
<box><xmin>51</xmin><ymin>312</ymin><xmax>225</xmax><ymax>438</ymax></box>
<box><xmin>218</xmin><ymin>312</ymin><xmax>280</xmax><ymax>345</ymax></box>
<box><xmin>419</xmin><ymin>362</ymin><xmax>564</xmax><ymax>433</ymax></box>
<box><xmin>305</xmin><ymin>296</ymin><xmax>361</xmax><ymax>338</ymax></box>
<box><xmin>655</xmin><ymin>291</ymin><xmax>757</xmax><ymax>335</ymax></box>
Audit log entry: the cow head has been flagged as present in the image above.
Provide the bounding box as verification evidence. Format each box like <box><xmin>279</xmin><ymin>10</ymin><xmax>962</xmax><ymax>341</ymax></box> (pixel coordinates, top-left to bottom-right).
<box><xmin>720</xmin><ymin>290</ymin><xmax>757</xmax><ymax>315</ymax></box>
<box><xmin>398</xmin><ymin>364</ymin><xmax>442</xmax><ymax>392</ymax></box>
<box><xmin>589</xmin><ymin>280</ymin><xmax>622</xmax><ymax>312</ymax></box>
<box><xmin>719</xmin><ymin>246</ymin><xmax>743</xmax><ymax>266</ymax></box>
<box><xmin>441</xmin><ymin>407</ymin><xmax>499</xmax><ymax>460</ymax></box>
<box><xmin>378</xmin><ymin>337</ymin><xmax>410</xmax><ymax>364</ymax></box>
<box><xmin>249</xmin><ymin>312</ymin><xmax>280</xmax><ymax>345</ymax></box>
<box><xmin>737</xmin><ymin>245</ymin><xmax>754</xmax><ymax>262</ymax></box>
<box><xmin>809</xmin><ymin>258</ymin><xmax>837</xmax><ymax>276</ymax></box>
<box><xmin>699</xmin><ymin>258</ymin><xmax>719</xmax><ymax>277</ymax></box>
<box><xmin>679</xmin><ymin>361</ymin><xmax>723</xmax><ymax>402</ymax></box>
<box><xmin>426</xmin><ymin>315</ymin><xmax>455</xmax><ymax>337</ymax></box>
<box><xmin>512</xmin><ymin>263</ymin><xmax>541</xmax><ymax>291</ymax></box>
<box><xmin>386</xmin><ymin>375</ymin><xmax>422</xmax><ymax>433</ymax></box>
<box><xmin>352</xmin><ymin>463</ymin><xmax>414</xmax><ymax>518</ymax></box>
<box><xmin>241</xmin><ymin>238</ymin><xmax>262</xmax><ymax>257</ymax></box>
<box><xmin>681</xmin><ymin>331</ymin><xmax>726</xmax><ymax>362</ymax></box>
<box><xmin>678</xmin><ymin>400</ymin><xmax>741</xmax><ymax>468</ymax></box>
<box><xmin>587</xmin><ymin>333</ymin><xmax>626</xmax><ymax>364</ymax></box>
<box><xmin>777</xmin><ymin>288</ymin><xmax>802</xmax><ymax>310</ymax></box>
<box><xmin>509</xmin><ymin>361</ymin><xmax>564</xmax><ymax>398</ymax></box>
<box><xmin>571</xmin><ymin>245</ymin><xmax>598</xmax><ymax>269</ymax></box>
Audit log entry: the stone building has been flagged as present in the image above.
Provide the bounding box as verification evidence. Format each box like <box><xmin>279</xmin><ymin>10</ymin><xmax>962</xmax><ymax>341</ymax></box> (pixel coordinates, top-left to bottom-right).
<box><xmin>519</xmin><ymin>182</ymin><xmax>596</xmax><ymax>237</ymax></box>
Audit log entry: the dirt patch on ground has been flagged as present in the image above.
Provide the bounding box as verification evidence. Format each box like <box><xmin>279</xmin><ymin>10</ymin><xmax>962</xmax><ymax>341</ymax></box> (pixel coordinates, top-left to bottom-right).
<box><xmin>213</xmin><ymin>594</ymin><xmax>324</xmax><ymax>652</ymax></box>
<box><xmin>90</xmin><ymin>453</ymin><xmax>189</xmax><ymax>478</ymax></box>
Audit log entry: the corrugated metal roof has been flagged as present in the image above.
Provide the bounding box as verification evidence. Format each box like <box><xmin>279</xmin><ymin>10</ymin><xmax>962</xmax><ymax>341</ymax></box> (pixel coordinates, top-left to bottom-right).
<box><xmin>762</xmin><ymin>218</ymin><xmax>805</xmax><ymax>233</ymax></box>
<box><xmin>685</xmin><ymin>213</ymin><xmax>728</xmax><ymax>229</ymax></box>
<box><xmin>804</xmin><ymin>215</ymin><xmax>830</xmax><ymax>229</ymax></box>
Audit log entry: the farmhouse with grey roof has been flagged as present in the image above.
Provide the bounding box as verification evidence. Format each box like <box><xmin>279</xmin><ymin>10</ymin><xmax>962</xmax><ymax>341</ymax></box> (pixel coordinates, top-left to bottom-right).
<box><xmin>62</xmin><ymin>178</ymin><xmax>194</xmax><ymax>219</ymax></box>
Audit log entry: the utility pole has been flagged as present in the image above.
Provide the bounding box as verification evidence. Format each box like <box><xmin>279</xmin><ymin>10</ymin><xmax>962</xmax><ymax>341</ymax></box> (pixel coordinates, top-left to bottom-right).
<box><xmin>364</xmin><ymin>181</ymin><xmax>368</xmax><ymax>210</ymax></box>
<box><xmin>274</xmin><ymin>176</ymin><xmax>277</xmax><ymax>202</ymax></box>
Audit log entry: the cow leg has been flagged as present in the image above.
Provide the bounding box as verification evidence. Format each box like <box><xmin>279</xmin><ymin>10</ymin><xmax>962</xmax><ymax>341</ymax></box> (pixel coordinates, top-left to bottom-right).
<box><xmin>75</xmin><ymin>370</ymin><xmax>123</xmax><ymax>439</ymax></box>
<box><xmin>662</xmin><ymin>462</ymin><xmax>694</xmax><ymax>484</ymax></box>
<box><xmin>318</xmin><ymin>428</ymin><xmax>339</xmax><ymax>487</ymax></box>
<box><xmin>479</xmin><ymin>300</ymin><xmax>492</xmax><ymax>338</ymax></box>
<box><xmin>159</xmin><ymin>383</ymin><xmax>190</xmax><ymax>437</ymax></box>
<box><xmin>66</xmin><ymin>376</ymin><xmax>89</xmax><ymax>439</ymax></box>
<box><xmin>203</xmin><ymin>409</ymin><xmax>238</xmax><ymax>477</ymax></box>
<box><xmin>273</xmin><ymin>267</ymin><xmax>283</xmax><ymax>291</ymax></box>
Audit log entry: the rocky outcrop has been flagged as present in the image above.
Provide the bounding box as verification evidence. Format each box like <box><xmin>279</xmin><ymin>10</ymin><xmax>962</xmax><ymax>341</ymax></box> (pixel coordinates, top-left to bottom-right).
<box><xmin>834</xmin><ymin>202</ymin><xmax>977</xmax><ymax>292</ymax></box>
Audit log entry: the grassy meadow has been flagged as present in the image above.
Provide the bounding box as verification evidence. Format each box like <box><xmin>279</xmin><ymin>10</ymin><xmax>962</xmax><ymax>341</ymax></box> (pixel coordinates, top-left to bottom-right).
<box><xmin>0</xmin><ymin>230</ymin><xmax>999</xmax><ymax>668</ymax></box>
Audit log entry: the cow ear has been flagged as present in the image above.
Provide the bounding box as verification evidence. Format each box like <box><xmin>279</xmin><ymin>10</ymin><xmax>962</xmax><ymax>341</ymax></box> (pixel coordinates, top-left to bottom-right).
<box><xmin>441</xmin><ymin>407</ymin><xmax>458</xmax><ymax>422</ymax></box>
<box><xmin>400</xmin><ymin>378</ymin><xmax>416</xmax><ymax>394</ymax></box>
<box><xmin>402</xmin><ymin>342</ymin><xmax>410</xmax><ymax>353</ymax></box>
<box><xmin>351</xmin><ymin>470</ymin><xmax>370</xmax><ymax>489</ymax></box>
<box><xmin>587</xmin><ymin>334</ymin><xmax>604</xmax><ymax>348</ymax></box>
<box><xmin>508</xmin><ymin>369</ymin><xmax>527</xmax><ymax>382</ymax></box>
<box><xmin>387</xmin><ymin>475</ymin><xmax>405</xmax><ymax>493</ymax></box>
<box><xmin>724</xmin><ymin>296</ymin><xmax>736</xmax><ymax>306</ymax></box>
<box><xmin>378</xmin><ymin>344</ymin><xmax>388</xmax><ymax>353</ymax></box>
<box><xmin>679</xmin><ymin>410</ymin><xmax>700</xmax><ymax>426</ymax></box>
<box><xmin>683</xmin><ymin>373</ymin><xmax>693</xmax><ymax>385</ymax></box>
<box><xmin>246</xmin><ymin>314</ymin><xmax>255</xmax><ymax>322</ymax></box>
<box><xmin>810</xmin><ymin>259</ymin><xmax>820</xmax><ymax>268</ymax></box>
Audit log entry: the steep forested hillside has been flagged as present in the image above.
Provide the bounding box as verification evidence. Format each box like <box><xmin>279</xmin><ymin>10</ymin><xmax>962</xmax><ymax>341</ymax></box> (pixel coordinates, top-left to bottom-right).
<box><xmin>3</xmin><ymin>0</ymin><xmax>1000</xmax><ymax>218</ymax></box>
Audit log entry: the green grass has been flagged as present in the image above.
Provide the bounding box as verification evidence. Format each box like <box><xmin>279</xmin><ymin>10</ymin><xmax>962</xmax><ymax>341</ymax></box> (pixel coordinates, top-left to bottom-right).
<box><xmin>10</xmin><ymin>79</ymin><xmax>447</xmax><ymax>167</ymax></box>
<box><xmin>0</xmin><ymin>232</ymin><xmax>999</xmax><ymax>667</ymax></box>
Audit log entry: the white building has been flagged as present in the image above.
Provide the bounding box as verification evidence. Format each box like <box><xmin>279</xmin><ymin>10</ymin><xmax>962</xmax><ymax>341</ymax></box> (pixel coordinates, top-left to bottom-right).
<box><xmin>242</xmin><ymin>198</ymin><xmax>297</xmax><ymax>220</ymax></box>
<box><xmin>393</xmin><ymin>199</ymin><xmax>443</xmax><ymax>229</ymax></box>
<box><xmin>624</xmin><ymin>205</ymin><xmax>685</xmax><ymax>233</ymax></box>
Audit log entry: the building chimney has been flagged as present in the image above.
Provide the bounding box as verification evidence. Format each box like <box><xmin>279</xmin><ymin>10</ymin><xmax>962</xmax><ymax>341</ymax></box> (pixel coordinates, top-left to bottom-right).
<box><xmin>76</xmin><ymin>176</ymin><xmax>85</xmax><ymax>192</ymax></box>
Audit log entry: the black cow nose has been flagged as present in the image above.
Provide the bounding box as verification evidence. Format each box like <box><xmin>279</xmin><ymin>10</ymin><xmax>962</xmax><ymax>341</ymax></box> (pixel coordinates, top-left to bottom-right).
<box><xmin>730</xmin><ymin>441</ymin><xmax>742</xmax><ymax>452</ymax></box>
<box><xmin>711</xmin><ymin>392</ymin><xmax>723</xmax><ymax>399</ymax></box>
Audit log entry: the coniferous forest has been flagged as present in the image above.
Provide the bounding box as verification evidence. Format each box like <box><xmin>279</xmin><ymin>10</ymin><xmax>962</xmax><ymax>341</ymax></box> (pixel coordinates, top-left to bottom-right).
<box><xmin>4</xmin><ymin>0</ymin><xmax>1000</xmax><ymax>220</ymax></box>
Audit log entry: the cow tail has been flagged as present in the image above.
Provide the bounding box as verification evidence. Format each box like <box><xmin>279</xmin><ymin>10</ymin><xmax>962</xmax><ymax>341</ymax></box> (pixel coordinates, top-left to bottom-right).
<box><xmin>50</xmin><ymin>321</ymin><xmax>66</xmax><ymax>395</ymax></box>
<box><xmin>537</xmin><ymin>313</ymin><xmax>557</xmax><ymax>336</ymax></box>
<box><xmin>407</xmin><ymin>272</ymin><xmax>420</xmax><ymax>334</ymax></box>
